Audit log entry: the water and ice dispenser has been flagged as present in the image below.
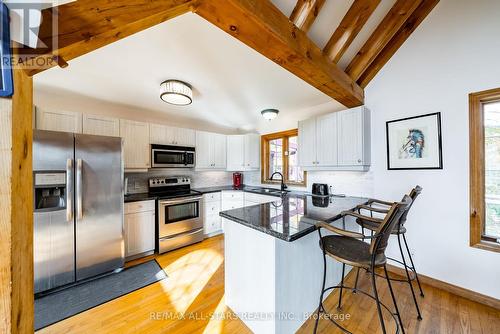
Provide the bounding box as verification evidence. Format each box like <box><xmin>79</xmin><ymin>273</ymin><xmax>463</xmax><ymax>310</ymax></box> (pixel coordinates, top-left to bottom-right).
<box><xmin>34</xmin><ymin>172</ymin><xmax>67</xmax><ymax>211</ymax></box>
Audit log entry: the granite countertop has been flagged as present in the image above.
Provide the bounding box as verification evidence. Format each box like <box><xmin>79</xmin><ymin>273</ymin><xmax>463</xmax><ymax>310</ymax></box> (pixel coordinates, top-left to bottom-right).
<box><xmin>124</xmin><ymin>184</ymin><xmax>305</xmax><ymax>202</ymax></box>
<box><xmin>124</xmin><ymin>192</ymin><xmax>158</xmax><ymax>203</ymax></box>
<box><xmin>219</xmin><ymin>194</ymin><xmax>368</xmax><ymax>242</ymax></box>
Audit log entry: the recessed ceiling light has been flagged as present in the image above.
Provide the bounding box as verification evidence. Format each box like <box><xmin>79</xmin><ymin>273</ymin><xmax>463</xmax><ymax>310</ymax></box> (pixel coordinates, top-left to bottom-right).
<box><xmin>160</xmin><ymin>80</ymin><xmax>193</xmax><ymax>106</ymax></box>
<box><xmin>261</xmin><ymin>109</ymin><xmax>279</xmax><ymax>120</ymax></box>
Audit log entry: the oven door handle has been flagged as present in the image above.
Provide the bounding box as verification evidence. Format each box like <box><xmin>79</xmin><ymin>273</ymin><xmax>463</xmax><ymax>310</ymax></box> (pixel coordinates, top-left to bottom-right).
<box><xmin>159</xmin><ymin>196</ymin><xmax>203</xmax><ymax>206</ymax></box>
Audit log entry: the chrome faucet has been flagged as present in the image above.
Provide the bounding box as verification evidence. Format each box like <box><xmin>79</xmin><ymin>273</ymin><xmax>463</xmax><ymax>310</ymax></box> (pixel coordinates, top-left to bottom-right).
<box><xmin>270</xmin><ymin>172</ymin><xmax>288</xmax><ymax>192</ymax></box>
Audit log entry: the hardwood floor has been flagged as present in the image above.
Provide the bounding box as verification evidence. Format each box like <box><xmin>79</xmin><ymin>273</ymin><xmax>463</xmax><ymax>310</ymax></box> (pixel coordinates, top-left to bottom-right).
<box><xmin>37</xmin><ymin>235</ymin><xmax>500</xmax><ymax>334</ymax></box>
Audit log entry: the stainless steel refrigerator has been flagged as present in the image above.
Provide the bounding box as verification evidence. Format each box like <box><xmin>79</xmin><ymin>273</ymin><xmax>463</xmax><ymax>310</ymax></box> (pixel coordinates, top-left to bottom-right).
<box><xmin>33</xmin><ymin>130</ymin><xmax>124</xmax><ymax>294</ymax></box>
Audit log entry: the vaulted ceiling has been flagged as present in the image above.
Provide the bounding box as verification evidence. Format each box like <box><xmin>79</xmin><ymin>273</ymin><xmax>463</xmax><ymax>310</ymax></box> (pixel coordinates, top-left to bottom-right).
<box><xmin>30</xmin><ymin>0</ymin><xmax>439</xmax><ymax>129</ymax></box>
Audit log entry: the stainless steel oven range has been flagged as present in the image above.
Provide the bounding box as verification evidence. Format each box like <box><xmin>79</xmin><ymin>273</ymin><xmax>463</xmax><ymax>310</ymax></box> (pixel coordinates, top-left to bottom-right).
<box><xmin>149</xmin><ymin>176</ymin><xmax>204</xmax><ymax>254</ymax></box>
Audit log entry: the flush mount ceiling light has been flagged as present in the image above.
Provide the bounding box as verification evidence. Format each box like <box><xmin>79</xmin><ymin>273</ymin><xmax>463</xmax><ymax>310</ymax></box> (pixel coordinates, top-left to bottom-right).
<box><xmin>261</xmin><ymin>109</ymin><xmax>279</xmax><ymax>121</ymax></box>
<box><xmin>160</xmin><ymin>80</ymin><xmax>193</xmax><ymax>106</ymax></box>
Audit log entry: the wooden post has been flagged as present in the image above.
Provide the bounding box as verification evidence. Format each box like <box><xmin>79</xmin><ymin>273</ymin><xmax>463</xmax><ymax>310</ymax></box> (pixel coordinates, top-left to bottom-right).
<box><xmin>0</xmin><ymin>68</ymin><xmax>34</xmax><ymax>333</ymax></box>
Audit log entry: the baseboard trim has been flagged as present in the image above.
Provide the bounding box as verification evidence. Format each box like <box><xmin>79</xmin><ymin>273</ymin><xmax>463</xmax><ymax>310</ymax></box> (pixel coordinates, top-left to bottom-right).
<box><xmin>386</xmin><ymin>264</ymin><xmax>500</xmax><ymax>310</ymax></box>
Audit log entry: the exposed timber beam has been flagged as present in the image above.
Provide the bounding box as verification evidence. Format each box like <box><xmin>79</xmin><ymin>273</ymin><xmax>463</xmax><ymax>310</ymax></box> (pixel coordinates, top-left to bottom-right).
<box><xmin>194</xmin><ymin>0</ymin><xmax>364</xmax><ymax>107</ymax></box>
<box><xmin>346</xmin><ymin>0</ymin><xmax>423</xmax><ymax>81</ymax></box>
<box><xmin>357</xmin><ymin>0</ymin><xmax>439</xmax><ymax>88</ymax></box>
<box><xmin>289</xmin><ymin>0</ymin><xmax>326</xmax><ymax>33</ymax></box>
<box><xmin>22</xmin><ymin>0</ymin><xmax>195</xmax><ymax>76</ymax></box>
<box><xmin>0</xmin><ymin>66</ymin><xmax>34</xmax><ymax>333</ymax></box>
<box><xmin>323</xmin><ymin>0</ymin><xmax>381</xmax><ymax>63</ymax></box>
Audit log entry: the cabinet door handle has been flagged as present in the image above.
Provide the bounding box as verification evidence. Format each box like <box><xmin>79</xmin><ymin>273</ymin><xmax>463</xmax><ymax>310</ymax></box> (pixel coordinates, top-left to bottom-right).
<box><xmin>357</xmin><ymin>159</ymin><xmax>362</xmax><ymax>163</ymax></box>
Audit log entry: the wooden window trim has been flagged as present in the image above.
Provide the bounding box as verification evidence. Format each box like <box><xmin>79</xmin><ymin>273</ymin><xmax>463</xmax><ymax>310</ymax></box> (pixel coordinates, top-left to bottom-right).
<box><xmin>261</xmin><ymin>129</ymin><xmax>307</xmax><ymax>187</ymax></box>
<box><xmin>469</xmin><ymin>87</ymin><xmax>500</xmax><ymax>253</ymax></box>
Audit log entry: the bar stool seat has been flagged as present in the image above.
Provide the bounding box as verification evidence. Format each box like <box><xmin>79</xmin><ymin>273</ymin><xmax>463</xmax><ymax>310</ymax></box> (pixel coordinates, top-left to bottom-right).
<box><xmin>357</xmin><ymin>218</ymin><xmax>407</xmax><ymax>234</ymax></box>
<box><xmin>320</xmin><ymin>235</ymin><xmax>387</xmax><ymax>268</ymax></box>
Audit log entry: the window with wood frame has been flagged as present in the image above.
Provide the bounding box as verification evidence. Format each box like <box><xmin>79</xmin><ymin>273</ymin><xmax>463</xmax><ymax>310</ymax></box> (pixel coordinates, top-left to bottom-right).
<box><xmin>261</xmin><ymin>129</ymin><xmax>306</xmax><ymax>187</ymax></box>
<box><xmin>470</xmin><ymin>88</ymin><xmax>500</xmax><ymax>253</ymax></box>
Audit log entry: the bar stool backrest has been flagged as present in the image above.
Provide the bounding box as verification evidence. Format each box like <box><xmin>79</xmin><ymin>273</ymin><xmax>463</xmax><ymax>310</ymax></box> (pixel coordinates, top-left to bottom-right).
<box><xmin>398</xmin><ymin>185</ymin><xmax>422</xmax><ymax>227</ymax></box>
<box><xmin>370</xmin><ymin>195</ymin><xmax>412</xmax><ymax>257</ymax></box>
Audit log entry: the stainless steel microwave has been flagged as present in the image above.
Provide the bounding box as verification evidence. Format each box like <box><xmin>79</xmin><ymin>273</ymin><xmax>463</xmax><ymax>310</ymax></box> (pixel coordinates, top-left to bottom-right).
<box><xmin>151</xmin><ymin>144</ymin><xmax>195</xmax><ymax>168</ymax></box>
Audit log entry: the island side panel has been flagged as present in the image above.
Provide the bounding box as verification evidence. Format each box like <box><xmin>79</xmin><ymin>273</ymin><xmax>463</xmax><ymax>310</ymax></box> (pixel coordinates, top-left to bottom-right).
<box><xmin>274</xmin><ymin>228</ymin><xmax>350</xmax><ymax>334</ymax></box>
<box><xmin>224</xmin><ymin>218</ymin><xmax>277</xmax><ymax>334</ymax></box>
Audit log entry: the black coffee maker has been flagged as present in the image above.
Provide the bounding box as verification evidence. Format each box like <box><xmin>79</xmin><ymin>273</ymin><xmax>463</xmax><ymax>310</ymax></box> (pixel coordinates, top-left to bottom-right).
<box><xmin>312</xmin><ymin>183</ymin><xmax>329</xmax><ymax>197</ymax></box>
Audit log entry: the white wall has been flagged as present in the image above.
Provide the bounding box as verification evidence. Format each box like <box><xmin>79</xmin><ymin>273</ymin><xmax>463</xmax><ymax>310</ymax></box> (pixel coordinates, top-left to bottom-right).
<box><xmin>366</xmin><ymin>0</ymin><xmax>500</xmax><ymax>298</ymax></box>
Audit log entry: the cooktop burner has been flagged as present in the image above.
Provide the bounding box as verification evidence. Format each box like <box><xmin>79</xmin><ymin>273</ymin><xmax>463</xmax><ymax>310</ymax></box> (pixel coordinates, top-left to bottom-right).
<box><xmin>153</xmin><ymin>190</ymin><xmax>201</xmax><ymax>200</ymax></box>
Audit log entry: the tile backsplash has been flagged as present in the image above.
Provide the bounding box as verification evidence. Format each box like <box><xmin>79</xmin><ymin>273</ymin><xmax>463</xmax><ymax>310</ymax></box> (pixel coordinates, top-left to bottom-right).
<box><xmin>125</xmin><ymin>169</ymin><xmax>233</xmax><ymax>194</ymax></box>
<box><xmin>243</xmin><ymin>170</ymin><xmax>374</xmax><ymax>198</ymax></box>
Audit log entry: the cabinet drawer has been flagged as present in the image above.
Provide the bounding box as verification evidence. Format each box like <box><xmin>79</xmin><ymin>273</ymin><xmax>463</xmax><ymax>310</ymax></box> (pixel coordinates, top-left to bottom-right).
<box><xmin>203</xmin><ymin>192</ymin><xmax>221</xmax><ymax>202</ymax></box>
<box><xmin>204</xmin><ymin>214</ymin><xmax>222</xmax><ymax>234</ymax></box>
<box><xmin>222</xmin><ymin>191</ymin><xmax>243</xmax><ymax>201</ymax></box>
<box><xmin>204</xmin><ymin>201</ymin><xmax>221</xmax><ymax>215</ymax></box>
<box><xmin>125</xmin><ymin>200</ymin><xmax>155</xmax><ymax>214</ymax></box>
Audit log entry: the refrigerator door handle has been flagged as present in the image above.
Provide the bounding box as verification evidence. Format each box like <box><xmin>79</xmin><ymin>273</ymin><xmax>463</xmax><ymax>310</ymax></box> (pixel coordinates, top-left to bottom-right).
<box><xmin>66</xmin><ymin>158</ymin><xmax>74</xmax><ymax>222</ymax></box>
<box><xmin>76</xmin><ymin>158</ymin><xmax>83</xmax><ymax>220</ymax></box>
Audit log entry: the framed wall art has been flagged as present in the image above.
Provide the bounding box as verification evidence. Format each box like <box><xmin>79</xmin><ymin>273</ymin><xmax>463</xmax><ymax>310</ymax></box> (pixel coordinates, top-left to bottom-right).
<box><xmin>386</xmin><ymin>112</ymin><xmax>443</xmax><ymax>170</ymax></box>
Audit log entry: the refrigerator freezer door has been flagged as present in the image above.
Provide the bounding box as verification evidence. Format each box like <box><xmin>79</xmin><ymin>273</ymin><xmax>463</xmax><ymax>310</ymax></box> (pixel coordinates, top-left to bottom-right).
<box><xmin>33</xmin><ymin>130</ymin><xmax>76</xmax><ymax>293</ymax></box>
<box><xmin>75</xmin><ymin>134</ymin><xmax>124</xmax><ymax>280</ymax></box>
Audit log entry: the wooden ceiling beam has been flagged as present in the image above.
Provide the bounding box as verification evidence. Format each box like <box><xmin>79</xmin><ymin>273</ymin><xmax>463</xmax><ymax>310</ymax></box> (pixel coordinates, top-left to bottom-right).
<box><xmin>289</xmin><ymin>0</ymin><xmax>326</xmax><ymax>33</ymax></box>
<box><xmin>22</xmin><ymin>0</ymin><xmax>195</xmax><ymax>76</ymax></box>
<box><xmin>194</xmin><ymin>0</ymin><xmax>364</xmax><ymax>107</ymax></box>
<box><xmin>346</xmin><ymin>0</ymin><xmax>423</xmax><ymax>81</ymax></box>
<box><xmin>323</xmin><ymin>0</ymin><xmax>381</xmax><ymax>63</ymax></box>
<box><xmin>357</xmin><ymin>0</ymin><xmax>439</xmax><ymax>87</ymax></box>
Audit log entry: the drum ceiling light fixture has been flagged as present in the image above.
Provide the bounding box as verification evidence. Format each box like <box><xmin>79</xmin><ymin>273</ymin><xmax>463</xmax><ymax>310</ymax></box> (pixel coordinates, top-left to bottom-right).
<box><xmin>160</xmin><ymin>80</ymin><xmax>193</xmax><ymax>106</ymax></box>
<box><xmin>261</xmin><ymin>109</ymin><xmax>279</xmax><ymax>120</ymax></box>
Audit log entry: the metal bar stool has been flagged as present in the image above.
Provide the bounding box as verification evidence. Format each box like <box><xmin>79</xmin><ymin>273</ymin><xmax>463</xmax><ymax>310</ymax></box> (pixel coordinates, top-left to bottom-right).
<box><xmin>355</xmin><ymin>186</ymin><xmax>424</xmax><ymax>320</ymax></box>
<box><xmin>313</xmin><ymin>195</ymin><xmax>413</xmax><ymax>334</ymax></box>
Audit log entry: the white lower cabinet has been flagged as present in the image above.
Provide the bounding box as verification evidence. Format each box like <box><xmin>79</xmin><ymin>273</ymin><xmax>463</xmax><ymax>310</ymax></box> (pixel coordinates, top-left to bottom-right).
<box><xmin>203</xmin><ymin>190</ymin><xmax>280</xmax><ymax>237</ymax></box>
<box><xmin>124</xmin><ymin>200</ymin><xmax>155</xmax><ymax>259</ymax></box>
<box><xmin>203</xmin><ymin>192</ymin><xmax>222</xmax><ymax>236</ymax></box>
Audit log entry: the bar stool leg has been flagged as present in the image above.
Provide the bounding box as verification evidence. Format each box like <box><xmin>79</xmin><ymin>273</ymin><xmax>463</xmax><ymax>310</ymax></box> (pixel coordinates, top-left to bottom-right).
<box><xmin>402</xmin><ymin>233</ymin><xmax>425</xmax><ymax>297</ymax></box>
<box><xmin>384</xmin><ymin>264</ymin><xmax>405</xmax><ymax>334</ymax></box>
<box><xmin>314</xmin><ymin>250</ymin><xmax>327</xmax><ymax>334</ymax></box>
<box><xmin>398</xmin><ymin>233</ymin><xmax>422</xmax><ymax>320</ymax></box>
<box><xmin>353</xmin><ymin>267</ymin><xmax>360</xmax><ymax>293</ymax></box>
<box><xmin>371</xmin><ymin>265</ymin><xmax>387</xmax><ymax>334</ymax></box>
<box><xmin>338</xmin><ymin>263</ymin><xmax>346</xmax><ymax>309</ymax></box>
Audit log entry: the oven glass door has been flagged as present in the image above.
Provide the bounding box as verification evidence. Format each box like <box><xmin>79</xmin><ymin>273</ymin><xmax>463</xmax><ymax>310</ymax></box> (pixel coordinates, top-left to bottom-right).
<box><xmin>164</xmin><ymin>200</ymin><xmax>200</xmax><ymax>224</ymax></box>
<box><xmin>153</xmin><ymin>150</ymin><xmax>187</xmax><ymax>166</ymax></box>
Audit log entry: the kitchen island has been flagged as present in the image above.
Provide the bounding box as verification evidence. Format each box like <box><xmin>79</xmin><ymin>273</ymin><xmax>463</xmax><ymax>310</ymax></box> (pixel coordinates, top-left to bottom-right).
<box><xmin>220</xmin><ymin>194</ymin><xmax>367</xmax><ymax>334</ymax></box>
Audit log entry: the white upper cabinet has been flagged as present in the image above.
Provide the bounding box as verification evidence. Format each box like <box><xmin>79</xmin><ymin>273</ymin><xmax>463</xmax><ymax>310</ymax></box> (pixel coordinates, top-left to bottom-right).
<box><xmin>82</xmin><ymin>114</ymin><xmax>120</xmax><ymax>137</ymax></box>
<box><xmin>120</xmin><ymin>120</ymin><xmax>150</xmax><ymax>170</ymax></box>
<box><xmin>316</xmin><ymin>113</ymin><xmax>338</xmax><ymax>167</ymax></box>
<box><xmin>227</xmin><ymin>135</ymin><xmax>245</xmax><ymax>171</ymax></box>
<box><xmin>212</xmin><ymin>133</ymin><xmax>227</xmax><ymax>169</ymax></box>
<box><xmin>36</xmin><ymin>108</ymin><xmax>82</xmax><ymax>133</ymax></box>
<box><xmin>298</xmin><ymin>106</ymin><xmax>370</xmax><ymax>170</ymax></box>
<box><xmin>338</xmin><ymin>106</ymin><xmax>370</xmax><ymax>166</ymax></box>
<box><xmin>298</xmin><ymin>117</ymin><xmax>317</xmax><ymax>167</ymax></box>
<box><xmin>196</xmin><ymin>131</ymin><xmax>227</xmax><ymax>169</ymax></box>
<box><xmin>150</xmin><ymin>124</ymin><xmax>195</xmax><ymax>146</ymax></box>
<box><xmin>245</xmin><ymin>134</ymin><xmax>260</xmax><ymax>169</ymax></box>
<box><xmin>227</xmin><ymin>134</ymin><xmax>260</xmax><ymax>171</ymax></box>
